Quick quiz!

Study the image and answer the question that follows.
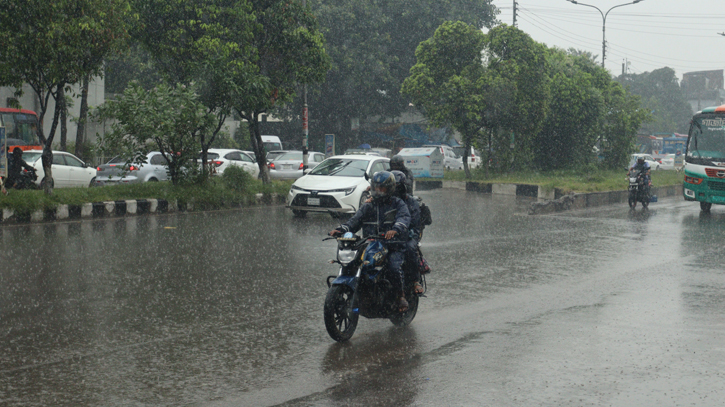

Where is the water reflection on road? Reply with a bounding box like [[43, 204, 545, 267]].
[[1, 193, 724, 406]]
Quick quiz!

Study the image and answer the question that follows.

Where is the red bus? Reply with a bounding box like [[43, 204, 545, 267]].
[[0, 108, 41, 152]]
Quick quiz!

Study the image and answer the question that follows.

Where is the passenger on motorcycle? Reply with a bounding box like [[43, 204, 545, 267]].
[[329, 171, 412, 312], [391, 170, 425, 295], [390, 155, 414, 194], [629, 156, 651, 188], [6, 147, 37, 189]]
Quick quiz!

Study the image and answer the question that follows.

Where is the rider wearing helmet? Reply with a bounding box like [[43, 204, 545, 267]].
[[391, 170, 425, 295], [629, 156, 652, 189], [329, 171, 412, 311], [390, 155, 414, 194]]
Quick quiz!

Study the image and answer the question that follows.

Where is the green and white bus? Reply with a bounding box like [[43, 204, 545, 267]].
[[683, 103, 725, 212]]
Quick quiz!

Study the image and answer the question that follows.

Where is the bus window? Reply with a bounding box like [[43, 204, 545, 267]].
[[1, 110, 40, 148]]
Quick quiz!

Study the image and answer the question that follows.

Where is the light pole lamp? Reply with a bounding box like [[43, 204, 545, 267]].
[[566, 0, 644, 68]]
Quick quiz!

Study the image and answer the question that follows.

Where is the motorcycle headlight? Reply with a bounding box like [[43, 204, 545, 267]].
[[328, 186, 357, 196], [337, 249, 357, 265]]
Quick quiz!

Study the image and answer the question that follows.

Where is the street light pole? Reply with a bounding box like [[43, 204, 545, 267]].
[[302, 0, 309, 171], [566, 0, 644, 68]]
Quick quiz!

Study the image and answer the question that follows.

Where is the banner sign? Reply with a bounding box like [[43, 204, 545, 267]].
[[325, 134, 335, 157]]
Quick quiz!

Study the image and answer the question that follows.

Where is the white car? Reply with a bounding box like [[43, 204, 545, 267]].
[[286, 155, 391, 217], [453, 146, 482, 169], [658, 154, 677, 170], [268, 151, 325, 179], [207, 148, 260, 178], [629, 154, 660, 170], [423, 145, 463, 170], [22, 150, 97, 188]]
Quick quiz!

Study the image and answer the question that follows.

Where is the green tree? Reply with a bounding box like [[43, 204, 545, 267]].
[[0, 0, 128, 193], [278, 0, 497, 147], [601, 82, 650, 169], [129, 0, 258, 179], [616, 67, 692, 134], [232, 0, 330, 183], [534, 48, 605, 170], [98, 82, 216, 184], [402, 23, 548, 178]]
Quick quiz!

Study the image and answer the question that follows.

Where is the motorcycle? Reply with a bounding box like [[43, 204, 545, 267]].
[[627, 169, 650, 209], [4, 168, 38, 190], [323, 232, 421, 342]]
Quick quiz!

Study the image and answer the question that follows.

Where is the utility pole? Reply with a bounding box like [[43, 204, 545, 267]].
[[302, 0, 309, 170], [566, 0, 644, 68], [513, 0, 518, 27]]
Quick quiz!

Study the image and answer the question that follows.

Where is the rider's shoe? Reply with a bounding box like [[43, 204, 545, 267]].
[[398, 295, 409, 312]]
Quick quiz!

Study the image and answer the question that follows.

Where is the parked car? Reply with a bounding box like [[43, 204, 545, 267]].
[[206, 149, 260, 178], [658, 153, 676, 170], [266, 150, 290, 163], [286, 155, 390, 217], [423, 144, 463, 170], [453, 146, 482, 169], [629, 154, 661, 171], [269, 151, 325, 179], [94, 152, 170, 186], [22, 150, 97, 188], [344, 149, 382, 156]]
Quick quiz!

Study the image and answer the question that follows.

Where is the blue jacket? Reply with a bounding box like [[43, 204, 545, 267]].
[[401, 194, 420, 239], [339, 196, 410, 237]]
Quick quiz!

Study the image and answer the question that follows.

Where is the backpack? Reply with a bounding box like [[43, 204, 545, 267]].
[[420, 202, 432, 226]]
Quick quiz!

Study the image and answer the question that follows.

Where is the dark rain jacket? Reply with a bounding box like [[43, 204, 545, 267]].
[[339, 196, 410, 238], [401, 194, 421, 240]]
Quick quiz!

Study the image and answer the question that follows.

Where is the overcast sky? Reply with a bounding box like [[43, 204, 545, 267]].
[[489, 0, 725, 79]]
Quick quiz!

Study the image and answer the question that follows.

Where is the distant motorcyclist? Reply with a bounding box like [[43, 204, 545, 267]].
[[629, 156, 651, 189], [390, 155, 414, 194], [329, 171, 411, 311], [391, 170, 424, 295], [6, 147, 37, 189]]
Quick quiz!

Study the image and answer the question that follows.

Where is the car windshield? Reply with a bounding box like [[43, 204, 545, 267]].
[[22, 151, 42, 163], [276, 152, 303, 161], [308, 158, 368, 177]]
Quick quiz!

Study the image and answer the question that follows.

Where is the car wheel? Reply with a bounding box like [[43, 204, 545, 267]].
[[89, 177, 96, 187], [148, 177, 159, 182], [358, 191, 370, 210], [292, 209, 307, 218]]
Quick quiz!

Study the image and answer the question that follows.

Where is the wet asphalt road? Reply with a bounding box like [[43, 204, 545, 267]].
[[1, 190, 724, 406]]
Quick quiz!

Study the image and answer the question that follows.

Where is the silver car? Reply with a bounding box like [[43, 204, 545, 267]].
[[269, 151, 325, 179], [94, 152, 170, 186]]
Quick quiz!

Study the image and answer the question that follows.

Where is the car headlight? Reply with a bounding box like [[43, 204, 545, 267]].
[[290, 185, 304, 192], [328, 186, 357, 196]]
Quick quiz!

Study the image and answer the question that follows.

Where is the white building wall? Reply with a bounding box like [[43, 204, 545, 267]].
[[0, 76, 106, 146]]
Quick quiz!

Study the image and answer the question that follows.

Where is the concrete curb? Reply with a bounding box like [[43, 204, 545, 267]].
[[0, 193, 287, 224], [415, 180, 683, 215]]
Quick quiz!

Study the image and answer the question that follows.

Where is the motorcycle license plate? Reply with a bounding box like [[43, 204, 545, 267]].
[[307, 197, 320, 206]]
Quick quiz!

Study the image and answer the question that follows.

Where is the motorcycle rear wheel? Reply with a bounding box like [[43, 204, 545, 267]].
[[324, 285, 359, 342], [389, 294, 419, 327]]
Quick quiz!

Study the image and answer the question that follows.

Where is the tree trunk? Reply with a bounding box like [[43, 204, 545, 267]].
[[42, 83, 65, 195], [75, 75, 90, 158], [60, 87, 67, 151], [463, 137, 471, 179], [247, 113, 270, 184]]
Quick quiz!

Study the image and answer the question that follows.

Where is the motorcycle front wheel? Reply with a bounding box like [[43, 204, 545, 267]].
[[324, 285, 359, 342], [389, 295, 419, 327], [628, 191, 637, 209]]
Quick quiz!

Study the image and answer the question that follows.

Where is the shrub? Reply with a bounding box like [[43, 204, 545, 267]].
[[221, 165, 253, 192]]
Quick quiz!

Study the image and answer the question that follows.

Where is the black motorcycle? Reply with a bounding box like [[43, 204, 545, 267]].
[[4, 168, 38, 190], [628, 169, 650, 209], [323, 233, 421, 342]]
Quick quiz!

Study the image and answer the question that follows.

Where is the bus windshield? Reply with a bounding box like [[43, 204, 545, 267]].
[[1, 111, 40, 146], [687, 115, 725, 164]]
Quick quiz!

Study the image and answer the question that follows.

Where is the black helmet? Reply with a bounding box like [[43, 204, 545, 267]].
[[390, 155, 404, 170], [637, 156, 645, 164], [391, 170, 407, 197], [371, 171, 396, 200]]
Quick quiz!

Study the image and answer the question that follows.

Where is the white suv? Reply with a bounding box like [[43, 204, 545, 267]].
[[423, 145, 463, 170]]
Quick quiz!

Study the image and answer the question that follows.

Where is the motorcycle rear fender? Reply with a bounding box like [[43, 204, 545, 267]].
[[331, 275, 358, 290]]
